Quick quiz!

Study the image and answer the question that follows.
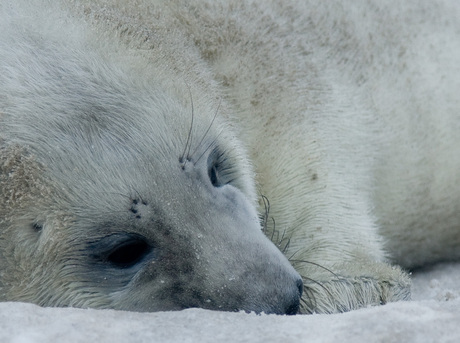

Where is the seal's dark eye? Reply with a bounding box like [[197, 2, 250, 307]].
[[207, 147, 235, 188], [209, 163, 222, 187], [91, 233, 152, 269], [107, 239, 150, 268]]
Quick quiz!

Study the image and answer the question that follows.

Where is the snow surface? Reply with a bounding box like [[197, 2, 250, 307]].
[[1, 263, 459, 343]]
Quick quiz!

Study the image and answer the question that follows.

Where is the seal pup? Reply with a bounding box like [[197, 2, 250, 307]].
[[0, 1, 303, 314], [1, 0, 459, 314]]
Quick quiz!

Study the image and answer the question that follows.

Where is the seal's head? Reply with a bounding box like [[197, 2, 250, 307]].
[[0, 21, 302, 314]]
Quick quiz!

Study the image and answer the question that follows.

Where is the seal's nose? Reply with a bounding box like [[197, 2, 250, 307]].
[[284, 276, 303, 315], [297, 277, 304, 298]]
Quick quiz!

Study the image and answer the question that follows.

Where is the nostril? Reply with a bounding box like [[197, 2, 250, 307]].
[[285, 297, 300, 315]]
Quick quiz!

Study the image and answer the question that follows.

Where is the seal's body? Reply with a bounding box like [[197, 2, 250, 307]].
[[0, 0, 458, 314]]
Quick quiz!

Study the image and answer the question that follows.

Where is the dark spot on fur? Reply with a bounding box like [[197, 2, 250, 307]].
[[311, 173, 318, 181], [32, 223, 43, 232], [131, 198, 148, 212]]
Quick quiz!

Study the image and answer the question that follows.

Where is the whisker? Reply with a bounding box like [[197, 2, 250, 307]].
[[194, 130, 223, 164], [270, 219, 277, 242], [260, 195, 270, 234], [259, 196, 291, 252], [288, 249, 300, 261], [190, 99, 221, 159], [282, 237, 291, 253], [133, 189, 148, 205], [76, 209, 127, 216], [279, 229, 286, 243], [290, 259, 340, 279], [96, 190, 147, 205], [180, 84, 194, 165], [301, 287, 317, 314], [302, 276, 334, 304], [96, 191, 132, 200]]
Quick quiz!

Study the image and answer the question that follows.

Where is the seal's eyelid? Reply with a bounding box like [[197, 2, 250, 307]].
[[90, 233, 152, 269]]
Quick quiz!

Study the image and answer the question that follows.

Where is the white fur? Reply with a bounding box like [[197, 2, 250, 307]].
[[1, 0, 459, 314]]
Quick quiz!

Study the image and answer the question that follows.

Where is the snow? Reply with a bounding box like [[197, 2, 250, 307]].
[[1, 263, 460, 343]]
